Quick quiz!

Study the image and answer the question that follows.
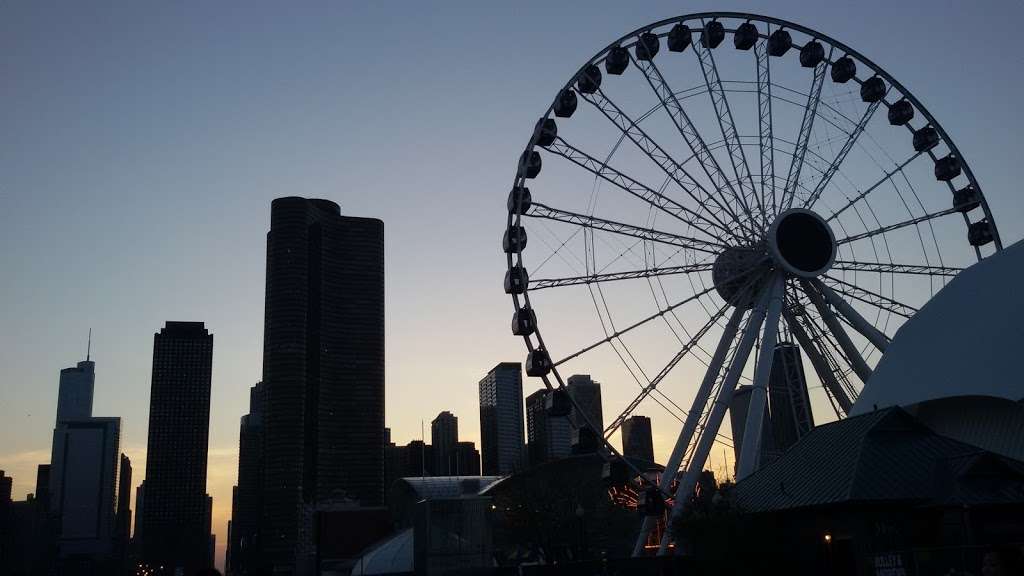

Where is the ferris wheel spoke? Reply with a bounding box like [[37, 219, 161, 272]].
[[577, 89, 754, 242], [553, 283, 718, 367], [835, 206, 964, 246], [604, 302, 730, 439], [633, 302, 745, 555], [826, 151, 926, 222], [803, 99, 883, 209], [783, 308, 854, 414], [755, 38, 776, 219], [802, 279, 873, 383], [736, 273, 785, 479], [526, 202, 722, 255], [630, 53, 760, 229], [830, 260, 963, 276], [808, 311, 863, 404], [810, 279, 890, 352], [530, 262, 713, 291], [781, 49, 832, 212], [545, 137, 735, 244], [693, 34, 761, 228], [821, 275, 917, 319], [661, 280, 774, 553]]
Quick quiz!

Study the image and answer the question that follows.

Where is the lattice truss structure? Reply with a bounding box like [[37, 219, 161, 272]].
[[502, 13, 1003, 555]]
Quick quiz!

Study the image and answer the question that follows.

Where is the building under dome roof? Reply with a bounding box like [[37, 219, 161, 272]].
[[726, 407, 1024, 575], [852, 240, 1024, 415], [388, 476, 502, 527], [903, 395, 1024, 462], [349, 528, 413, 576]]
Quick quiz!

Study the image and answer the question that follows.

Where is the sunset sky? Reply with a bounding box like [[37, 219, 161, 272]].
[[2, 1, 1023, 570]]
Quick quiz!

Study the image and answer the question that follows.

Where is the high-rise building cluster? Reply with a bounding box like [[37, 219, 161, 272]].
[[0, 320, 214, 575], [523, 374, 612, 467], [1, 196, 386, 576], [381, 414, 482, 499], [0, 195, 634, 575]]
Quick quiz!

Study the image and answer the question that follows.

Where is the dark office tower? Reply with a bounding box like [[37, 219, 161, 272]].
[[383, 431, 404, 501], [112, 456, 131, 572], [115, 454, 132, 550], [261, 197, 385, 571], [479, 363, 525, 475], [229, 382, 264, 575], [453, 442, 481, 476], [402, 441, 435, 477], [141, 321, 214, 574], [133, 483, 144, 545], [34, 465, 50, 510], [0, 471, 11, 504], [621, 416, 655, 465], [431, 412, 458, 476], [567, 374, 604, 445], [49, 358, 96, 513], [525, 389, 571, 466], [767, 343, 814, 452], [51, 417, 121, 563], [729, 385, 775, 472], [205, 495, 214, 568], [56, 360, 95, 423]]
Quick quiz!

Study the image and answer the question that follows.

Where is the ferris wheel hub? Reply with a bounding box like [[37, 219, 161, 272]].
[[711, 245, 767, 309], [768, 208, 836, 279]]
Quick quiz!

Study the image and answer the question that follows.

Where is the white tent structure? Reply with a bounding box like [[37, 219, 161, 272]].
[[851, 240, 1024, 461], [853, 240, 1024, 413]]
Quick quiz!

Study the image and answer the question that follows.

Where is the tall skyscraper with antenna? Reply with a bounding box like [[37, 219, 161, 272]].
[[54, 332, 95, 423], [48, 333, 122, 569]]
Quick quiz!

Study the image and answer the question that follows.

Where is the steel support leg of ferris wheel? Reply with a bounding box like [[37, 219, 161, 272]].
[[803, 280, 874, 383], [657, 273, 780, 555], [735, 274, 786, 481], [631, 304, 745, 556], [811, 279, 890, 352]]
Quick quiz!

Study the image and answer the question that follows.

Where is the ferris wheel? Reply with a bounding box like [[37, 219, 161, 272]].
[[504, 12, 1001, 554]]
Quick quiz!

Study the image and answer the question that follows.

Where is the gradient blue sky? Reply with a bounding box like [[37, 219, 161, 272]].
[[2, 1, 1023, 568]]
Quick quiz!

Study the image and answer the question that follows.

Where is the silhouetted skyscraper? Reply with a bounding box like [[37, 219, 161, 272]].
[[115, 454, 132, 566], [1, 471, 11, 504], [729, 384, 774, 473], [140, 321, 214, 574], [402, 441, 435, 477], [621, 415, 655, 465], [34, 465, 50, 510], [453, 442, 481, 476], [431, 411, 458, 476], [47, 354, 123, 568], [56, 360, 94, 423], [479, 363, 524, 475], [567, 374, 603, 447], [260, 197, 385, 571], [229, 382, 264, 576], [384, 429, 404, 501], [525, 389, 571, 466], [51, 417, 121, 562], [49, 358, 96, 512], [132, 483, 145, 549]]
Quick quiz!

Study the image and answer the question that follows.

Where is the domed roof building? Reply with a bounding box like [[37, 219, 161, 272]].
[[851, 240, 1024, 461]]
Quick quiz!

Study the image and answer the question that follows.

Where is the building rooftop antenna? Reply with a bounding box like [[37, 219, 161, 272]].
[[87, 328, 92, 361]]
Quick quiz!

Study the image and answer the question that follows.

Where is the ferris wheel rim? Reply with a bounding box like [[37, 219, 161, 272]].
[[502, 12, 1003, 547]]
